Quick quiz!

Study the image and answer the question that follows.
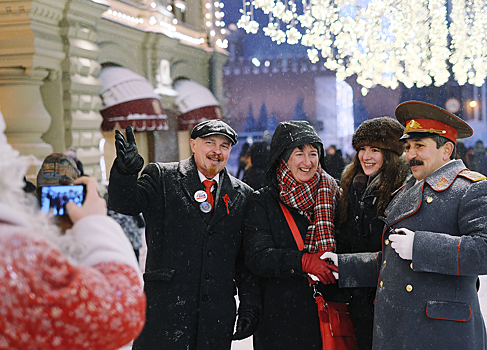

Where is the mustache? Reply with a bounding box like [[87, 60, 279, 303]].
[[207, 154, 223, 162], [409, 159, 424, 167]]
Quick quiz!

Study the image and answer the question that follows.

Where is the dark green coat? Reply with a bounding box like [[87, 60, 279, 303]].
[[108, 157, 257, 350]]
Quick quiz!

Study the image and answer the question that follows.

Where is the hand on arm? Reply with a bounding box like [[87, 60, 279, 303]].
[[321, 251, 339, 279], [302, 252, 338, 285]]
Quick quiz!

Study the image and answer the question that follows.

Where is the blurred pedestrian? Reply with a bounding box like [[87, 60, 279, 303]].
[[0, 110, 145, 349], [108, 208, 144, 261], [335, 117, 409, 350], [468, 140, 487, 174], [323, 144, 345, 181], [242, 141, 270, 190], [236, 142, 251, 179], [455, 141, 468, 165]]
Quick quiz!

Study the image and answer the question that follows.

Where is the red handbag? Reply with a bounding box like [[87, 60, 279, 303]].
[[280, 202, 359, 350]]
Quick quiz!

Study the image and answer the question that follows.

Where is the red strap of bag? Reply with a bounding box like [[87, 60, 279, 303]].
[[279, 202, 305, 251], [279, 200, 358, 350]]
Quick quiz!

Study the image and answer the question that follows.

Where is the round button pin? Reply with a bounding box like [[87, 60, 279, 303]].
[[194, 190, 207, 202], [200, 201, 212, 213]]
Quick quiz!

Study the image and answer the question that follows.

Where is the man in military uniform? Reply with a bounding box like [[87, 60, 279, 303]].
[[108, 120, 260, 350], [326, 101, 487, 349]]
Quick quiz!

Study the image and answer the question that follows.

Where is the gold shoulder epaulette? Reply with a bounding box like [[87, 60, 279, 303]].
[[459, 170, 487, 182]]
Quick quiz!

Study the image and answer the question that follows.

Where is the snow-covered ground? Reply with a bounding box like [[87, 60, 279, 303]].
[[478, 275, 487, 326], [118, 337, 252, 350], [119, 236, 487, 350]]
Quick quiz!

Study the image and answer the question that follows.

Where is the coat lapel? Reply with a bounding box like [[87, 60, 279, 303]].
[[209, 170, 241, 228], [178, 157, 212, 224], [385, 176, 424, 225], [385, 160, 467, 225]]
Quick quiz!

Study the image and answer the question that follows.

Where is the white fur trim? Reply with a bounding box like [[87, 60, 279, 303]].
[[66, 215, 143, 284], [0, 203, 33, 228]]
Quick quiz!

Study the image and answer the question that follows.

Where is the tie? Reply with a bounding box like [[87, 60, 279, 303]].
[[203, 179, 216, 210]]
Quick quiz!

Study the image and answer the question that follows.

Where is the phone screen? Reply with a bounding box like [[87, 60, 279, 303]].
[[39, 184, 86, 216]]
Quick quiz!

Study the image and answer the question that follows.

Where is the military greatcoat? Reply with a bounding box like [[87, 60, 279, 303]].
[[338, 160, 487, 350], [108, 157, 257, 350]]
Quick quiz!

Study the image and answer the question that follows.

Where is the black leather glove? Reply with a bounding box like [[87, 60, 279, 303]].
[[232, 306, 260, 340], [115, 126, 144, 175]]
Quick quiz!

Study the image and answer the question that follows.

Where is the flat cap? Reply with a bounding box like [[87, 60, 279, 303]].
[[190, 119, 238, 145], [37, 153, 80, 187]]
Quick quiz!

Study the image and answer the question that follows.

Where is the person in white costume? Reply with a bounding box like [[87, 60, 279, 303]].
[[0, 109, 146, 350]]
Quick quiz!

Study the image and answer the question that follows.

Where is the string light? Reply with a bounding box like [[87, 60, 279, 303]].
[[239, 0, 487, 95]]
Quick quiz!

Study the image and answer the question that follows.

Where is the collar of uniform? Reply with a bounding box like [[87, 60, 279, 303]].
[[424, 159, 466, 191], [198, 170, 220, 188]]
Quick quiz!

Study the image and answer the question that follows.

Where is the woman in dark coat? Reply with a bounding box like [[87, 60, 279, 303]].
[[243, 121, 341, 349], [335, 117, 409, 350]]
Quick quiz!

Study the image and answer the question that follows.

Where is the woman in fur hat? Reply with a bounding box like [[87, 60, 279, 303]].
[[335, 117, 410, 350], [243, 121, 341, 349]]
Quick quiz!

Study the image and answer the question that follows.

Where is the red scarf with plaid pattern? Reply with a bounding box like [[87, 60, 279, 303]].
[[277, 159, 339, 253]]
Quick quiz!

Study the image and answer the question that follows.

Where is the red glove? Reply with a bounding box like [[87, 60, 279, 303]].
[[302, 252, 339, 285]]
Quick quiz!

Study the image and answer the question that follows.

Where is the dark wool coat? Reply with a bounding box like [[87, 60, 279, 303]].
[[108, 157, 257, 350], [336, 174, 383, 350], [244, 184, 344, 350], [338, 160, 487, 350]]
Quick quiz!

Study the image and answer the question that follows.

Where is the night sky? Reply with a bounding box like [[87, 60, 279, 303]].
[[220, 0, 308, 59]]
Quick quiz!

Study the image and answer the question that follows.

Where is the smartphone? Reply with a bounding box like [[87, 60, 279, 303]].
[[38, 184, 86, 216]]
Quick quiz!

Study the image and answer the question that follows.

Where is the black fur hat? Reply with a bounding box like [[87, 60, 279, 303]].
[[352, 117, 405, 156]]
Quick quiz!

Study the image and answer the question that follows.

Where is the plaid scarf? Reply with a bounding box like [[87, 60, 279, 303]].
[[277, 159, 339, 253]]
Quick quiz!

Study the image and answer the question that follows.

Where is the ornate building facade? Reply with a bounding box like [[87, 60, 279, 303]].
[[0, 0, 229, 182]]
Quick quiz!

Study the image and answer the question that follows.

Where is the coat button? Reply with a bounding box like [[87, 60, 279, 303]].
[[290, 269, 295, 274], [406, 284, 413, 292], [207, 251, 213, 257], [380, 281, 383, 287], [410, 263, 413, 269], [385, 239, 390, 245], [426, 197, 433, 203], [383, 260, 386, 265], [355, 216, 359, 220], [202, 295, 209, 301]]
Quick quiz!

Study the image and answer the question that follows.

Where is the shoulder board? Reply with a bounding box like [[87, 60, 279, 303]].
[[459, 169, 487, 182]]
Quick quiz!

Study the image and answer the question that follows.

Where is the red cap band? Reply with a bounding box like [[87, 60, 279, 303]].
[[404, 118, 458, 143]]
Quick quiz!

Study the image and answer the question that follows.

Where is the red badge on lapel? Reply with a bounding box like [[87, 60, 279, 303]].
[[433, 176, 449, 191], [222, 194, 230, 214]]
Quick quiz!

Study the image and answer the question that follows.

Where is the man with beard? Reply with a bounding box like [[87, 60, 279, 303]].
[[325, 101, 487, 350], [108, 120, 260, 350]]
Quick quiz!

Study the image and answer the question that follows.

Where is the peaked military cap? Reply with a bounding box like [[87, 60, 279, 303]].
[[395, 101, 473, 144]]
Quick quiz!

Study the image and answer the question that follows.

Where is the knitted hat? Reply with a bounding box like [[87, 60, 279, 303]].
[[352, 117, 405, 156], [37, 153, 80, 187]]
